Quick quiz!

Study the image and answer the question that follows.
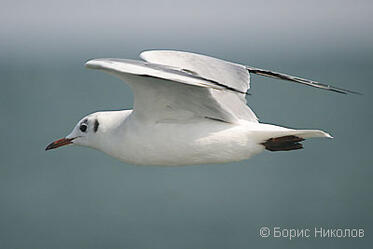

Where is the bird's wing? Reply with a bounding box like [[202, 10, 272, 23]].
[[141, 50, 360, 95], [140, 50, 250, 93], [139, 50, 257, 122], [85, 58, 258, 123]]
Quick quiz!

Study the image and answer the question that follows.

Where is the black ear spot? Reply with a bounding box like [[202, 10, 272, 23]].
[[94, 119, 99, 132]]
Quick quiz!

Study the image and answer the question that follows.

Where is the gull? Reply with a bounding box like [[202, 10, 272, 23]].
[[45, 50, 357, 166]]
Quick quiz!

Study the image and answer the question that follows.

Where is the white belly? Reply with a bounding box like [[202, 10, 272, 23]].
[[102, 117, 265, 166]]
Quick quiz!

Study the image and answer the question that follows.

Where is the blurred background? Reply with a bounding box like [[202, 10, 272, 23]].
[[1, 0, 372, 248]]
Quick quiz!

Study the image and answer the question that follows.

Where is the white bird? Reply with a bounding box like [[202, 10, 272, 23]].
[[45, 50, 357, 166]]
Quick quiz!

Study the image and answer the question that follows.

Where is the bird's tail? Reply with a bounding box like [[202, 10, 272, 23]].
[[254, 129, 332, 151]]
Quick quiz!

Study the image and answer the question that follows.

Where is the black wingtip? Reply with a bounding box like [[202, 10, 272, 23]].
[[246, 66, 362, 95], [317, 82, 362, 95]]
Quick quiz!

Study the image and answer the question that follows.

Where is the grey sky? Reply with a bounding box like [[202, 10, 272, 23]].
[[2, 0, 373, 51]]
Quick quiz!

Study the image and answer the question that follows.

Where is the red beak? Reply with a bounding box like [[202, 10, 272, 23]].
[[45, 137, 75, 151]]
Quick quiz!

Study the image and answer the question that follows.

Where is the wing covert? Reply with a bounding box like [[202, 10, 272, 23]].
[[140, 50, 250, 93], [85, 58, 258, 123]]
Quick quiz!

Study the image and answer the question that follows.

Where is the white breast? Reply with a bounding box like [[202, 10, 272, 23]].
[[99, 114, 264, 166]]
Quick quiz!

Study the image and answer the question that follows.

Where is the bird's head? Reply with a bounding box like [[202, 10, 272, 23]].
[[45, 114, 101, 151]]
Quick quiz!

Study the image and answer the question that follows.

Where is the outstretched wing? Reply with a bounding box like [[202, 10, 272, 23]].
[[85, 58, 258, 123], [140, 50, 250, 93], [139, 50, 258, 122], [141, 50, 360, 95]]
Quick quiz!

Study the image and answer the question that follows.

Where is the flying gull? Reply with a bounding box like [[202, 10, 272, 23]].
[[45, 50, 358, 165]]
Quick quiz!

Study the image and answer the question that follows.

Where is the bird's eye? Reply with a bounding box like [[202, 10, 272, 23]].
[[79, 123, 87, 132]]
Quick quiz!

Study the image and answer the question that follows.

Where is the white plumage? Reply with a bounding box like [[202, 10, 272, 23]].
[[46, 50, 342, 166]]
